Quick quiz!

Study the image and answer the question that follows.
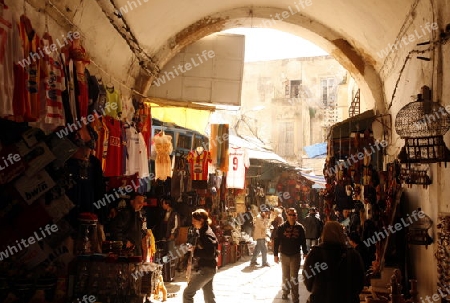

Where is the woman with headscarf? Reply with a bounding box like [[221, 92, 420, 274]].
[[302, 221, 365, 303]]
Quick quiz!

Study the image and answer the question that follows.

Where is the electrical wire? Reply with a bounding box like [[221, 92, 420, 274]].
[[387, 36, 445, 110], [379, 0, 421, 72], [89, 59, 138, 96], [385, 0, 448, 110], [101, 0, 159, 77]]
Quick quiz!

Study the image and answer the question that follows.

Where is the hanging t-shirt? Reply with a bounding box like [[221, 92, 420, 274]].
[[13, 14, 40, 122], [226, 147, 250, 189], [105, 88, 121, 119], [103, 116, 123, 177], [137, 102, 151, 157], [125, 125, 149, 178], [0, 5, 21, 117], [186, 149, 212, 181], [92, 115, 109, 171], [138, 132, 150, 178], [18, 14, 40, 122], [41, 36, 66, 129]]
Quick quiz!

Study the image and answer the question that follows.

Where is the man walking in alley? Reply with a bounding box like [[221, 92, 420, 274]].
[[303, 207, 323, 251], [274, 208, 308, 303], [250, 206, 270, 267]]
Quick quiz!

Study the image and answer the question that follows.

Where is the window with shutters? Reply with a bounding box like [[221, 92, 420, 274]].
[[278, 122, 295, 156]]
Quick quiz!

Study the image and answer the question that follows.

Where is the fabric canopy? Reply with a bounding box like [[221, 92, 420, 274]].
[[303, 142, 327, 158], [148, 102, 212, 135], [229, 135, 288, 163], [246, 149, 288, 163], [299, 172, 327, 187]]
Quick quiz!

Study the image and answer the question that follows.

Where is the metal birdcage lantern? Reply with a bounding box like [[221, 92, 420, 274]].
[[395, 86, 450, 164], [407, 208, 433, 248]]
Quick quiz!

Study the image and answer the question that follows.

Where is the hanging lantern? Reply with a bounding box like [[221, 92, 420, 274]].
[[406, 208, 433, 248], [395, 86, 450, 164]]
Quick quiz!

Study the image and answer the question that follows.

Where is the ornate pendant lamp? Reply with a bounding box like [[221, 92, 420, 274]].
[[395, 86, 450, 164]]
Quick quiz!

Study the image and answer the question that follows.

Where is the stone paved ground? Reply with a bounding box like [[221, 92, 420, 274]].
[[162, 252, 310, 303]]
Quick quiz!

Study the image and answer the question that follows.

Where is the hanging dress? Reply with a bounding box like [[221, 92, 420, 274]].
[[154, 134, 173, 181]]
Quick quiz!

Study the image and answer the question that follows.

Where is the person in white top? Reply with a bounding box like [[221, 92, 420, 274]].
[[250, 205, 271, 267]]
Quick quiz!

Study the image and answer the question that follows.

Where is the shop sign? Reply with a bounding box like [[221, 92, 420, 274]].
[[0, 145, 26, 184], [15, 170, 56, 204]]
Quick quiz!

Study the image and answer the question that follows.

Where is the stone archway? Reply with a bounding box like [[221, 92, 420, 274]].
[[140, 6, 385, 113]]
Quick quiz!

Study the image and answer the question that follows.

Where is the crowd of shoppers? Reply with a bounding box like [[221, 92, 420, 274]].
[[179, 201, 373, 303]]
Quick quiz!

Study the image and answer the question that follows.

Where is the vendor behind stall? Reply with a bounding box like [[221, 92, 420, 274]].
[[109, 192, 147, 256], [160, 197, 180, 254]]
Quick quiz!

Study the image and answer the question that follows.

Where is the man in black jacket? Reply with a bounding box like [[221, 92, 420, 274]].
[[109, 192, 146, 257], [273, 208, 308, 303], [160, 197, 180, 258], [303, 207, 323, 251]]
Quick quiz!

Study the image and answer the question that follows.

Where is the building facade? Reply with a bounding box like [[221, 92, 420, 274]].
[[239, 56, 366, 168]]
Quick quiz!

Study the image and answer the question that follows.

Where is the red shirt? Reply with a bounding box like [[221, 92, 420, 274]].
[[187, 149, 212, 181], [103, 116, 123, 177]]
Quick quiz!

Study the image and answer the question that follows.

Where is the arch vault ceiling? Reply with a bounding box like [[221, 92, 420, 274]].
[[24, 0, 436, 112]]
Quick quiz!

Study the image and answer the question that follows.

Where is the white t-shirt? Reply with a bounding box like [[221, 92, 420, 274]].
[[226, 147, 250, 189], [125, 126, 149, 178]]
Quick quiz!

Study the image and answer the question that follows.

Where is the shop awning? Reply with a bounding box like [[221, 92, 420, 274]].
[[247, 149, 288, 163], [229, 134, 288, 163], [299, 172, 327, 187], [312, 183, 325, 189], [303, 142, 327, 158], [330, 109, 376, 139], [148, 100, 213, 135]]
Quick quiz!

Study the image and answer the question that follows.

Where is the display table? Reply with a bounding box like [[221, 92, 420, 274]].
[[71, 255, 161, 302]]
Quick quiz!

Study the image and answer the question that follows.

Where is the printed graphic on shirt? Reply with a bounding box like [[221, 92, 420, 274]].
[[283, 226, 301, 239]]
